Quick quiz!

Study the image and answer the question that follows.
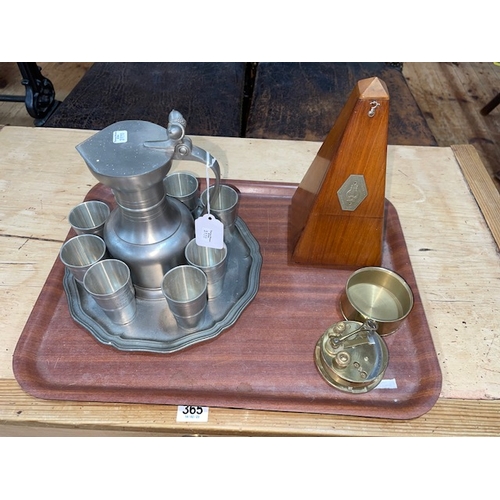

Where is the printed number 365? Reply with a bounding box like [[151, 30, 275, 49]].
[[183, 406, 203, 415]]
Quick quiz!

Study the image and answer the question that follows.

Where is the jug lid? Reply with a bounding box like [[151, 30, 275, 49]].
[[76, 120, 173, 179]]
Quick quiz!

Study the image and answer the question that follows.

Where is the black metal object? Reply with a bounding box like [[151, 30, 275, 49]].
[[0, 63, 61, 125], [479, 92, 500, 181], [480, 92, 500, 116]]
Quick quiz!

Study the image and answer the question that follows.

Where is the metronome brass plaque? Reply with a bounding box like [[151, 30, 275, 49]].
[[337, 174, 368, 211]]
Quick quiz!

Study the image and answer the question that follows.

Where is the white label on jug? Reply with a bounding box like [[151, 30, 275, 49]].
[[176, 405, 209, 422], [113, 130, 128, 144], [195, 214, 224, 249]]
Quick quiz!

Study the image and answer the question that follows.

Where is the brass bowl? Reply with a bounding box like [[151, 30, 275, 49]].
[[340, 267, 414, 336]]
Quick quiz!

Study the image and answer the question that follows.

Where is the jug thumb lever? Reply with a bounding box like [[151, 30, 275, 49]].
[[143, 110, 221, 205]]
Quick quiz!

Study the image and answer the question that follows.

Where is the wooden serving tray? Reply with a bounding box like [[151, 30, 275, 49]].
[[13, 180, 442, 419]]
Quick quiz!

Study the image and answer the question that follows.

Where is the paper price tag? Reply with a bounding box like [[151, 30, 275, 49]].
[[195, 214, 224, 249], [176, 405, 209, 422]]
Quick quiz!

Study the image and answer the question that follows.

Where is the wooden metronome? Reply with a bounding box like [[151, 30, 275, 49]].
[[289, 76, 389, 267]]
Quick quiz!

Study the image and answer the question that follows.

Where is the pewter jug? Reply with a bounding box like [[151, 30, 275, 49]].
[[76, 111, 220, 299]]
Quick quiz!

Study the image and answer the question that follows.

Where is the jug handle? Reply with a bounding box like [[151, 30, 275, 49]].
[[182, 144, 221, 207], [143, 110, 221, 204], [144, 136, 220, 207]]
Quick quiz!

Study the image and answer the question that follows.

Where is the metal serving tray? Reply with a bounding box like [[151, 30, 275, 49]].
[[63, 216, 262, 353]]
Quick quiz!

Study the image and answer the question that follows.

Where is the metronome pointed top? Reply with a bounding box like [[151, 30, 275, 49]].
[[357, 77, 389, 100]]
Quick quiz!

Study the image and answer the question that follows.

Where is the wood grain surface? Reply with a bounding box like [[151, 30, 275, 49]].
[[13, 180, 441, 419], [1, 379, 498, 436], [403, 62, 500, 192], [245, 62, 437, 146], [290, 77, 389, 267], [451, 144, 500, 250], [2, 126, 500, 435]]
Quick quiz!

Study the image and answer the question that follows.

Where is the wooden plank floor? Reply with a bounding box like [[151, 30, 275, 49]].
[[1, 62, 499, 192], [403, 62, 500, 192]]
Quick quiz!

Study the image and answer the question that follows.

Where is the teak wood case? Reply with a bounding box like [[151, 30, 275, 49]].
[[289, 77, 389, 267]]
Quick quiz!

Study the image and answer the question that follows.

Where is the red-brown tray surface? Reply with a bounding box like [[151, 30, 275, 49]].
[[13, 180, 442, 419]]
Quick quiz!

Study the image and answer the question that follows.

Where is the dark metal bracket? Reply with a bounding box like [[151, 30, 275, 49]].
[[0, 63, 61, 126], [480, 92, 500, 116]]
